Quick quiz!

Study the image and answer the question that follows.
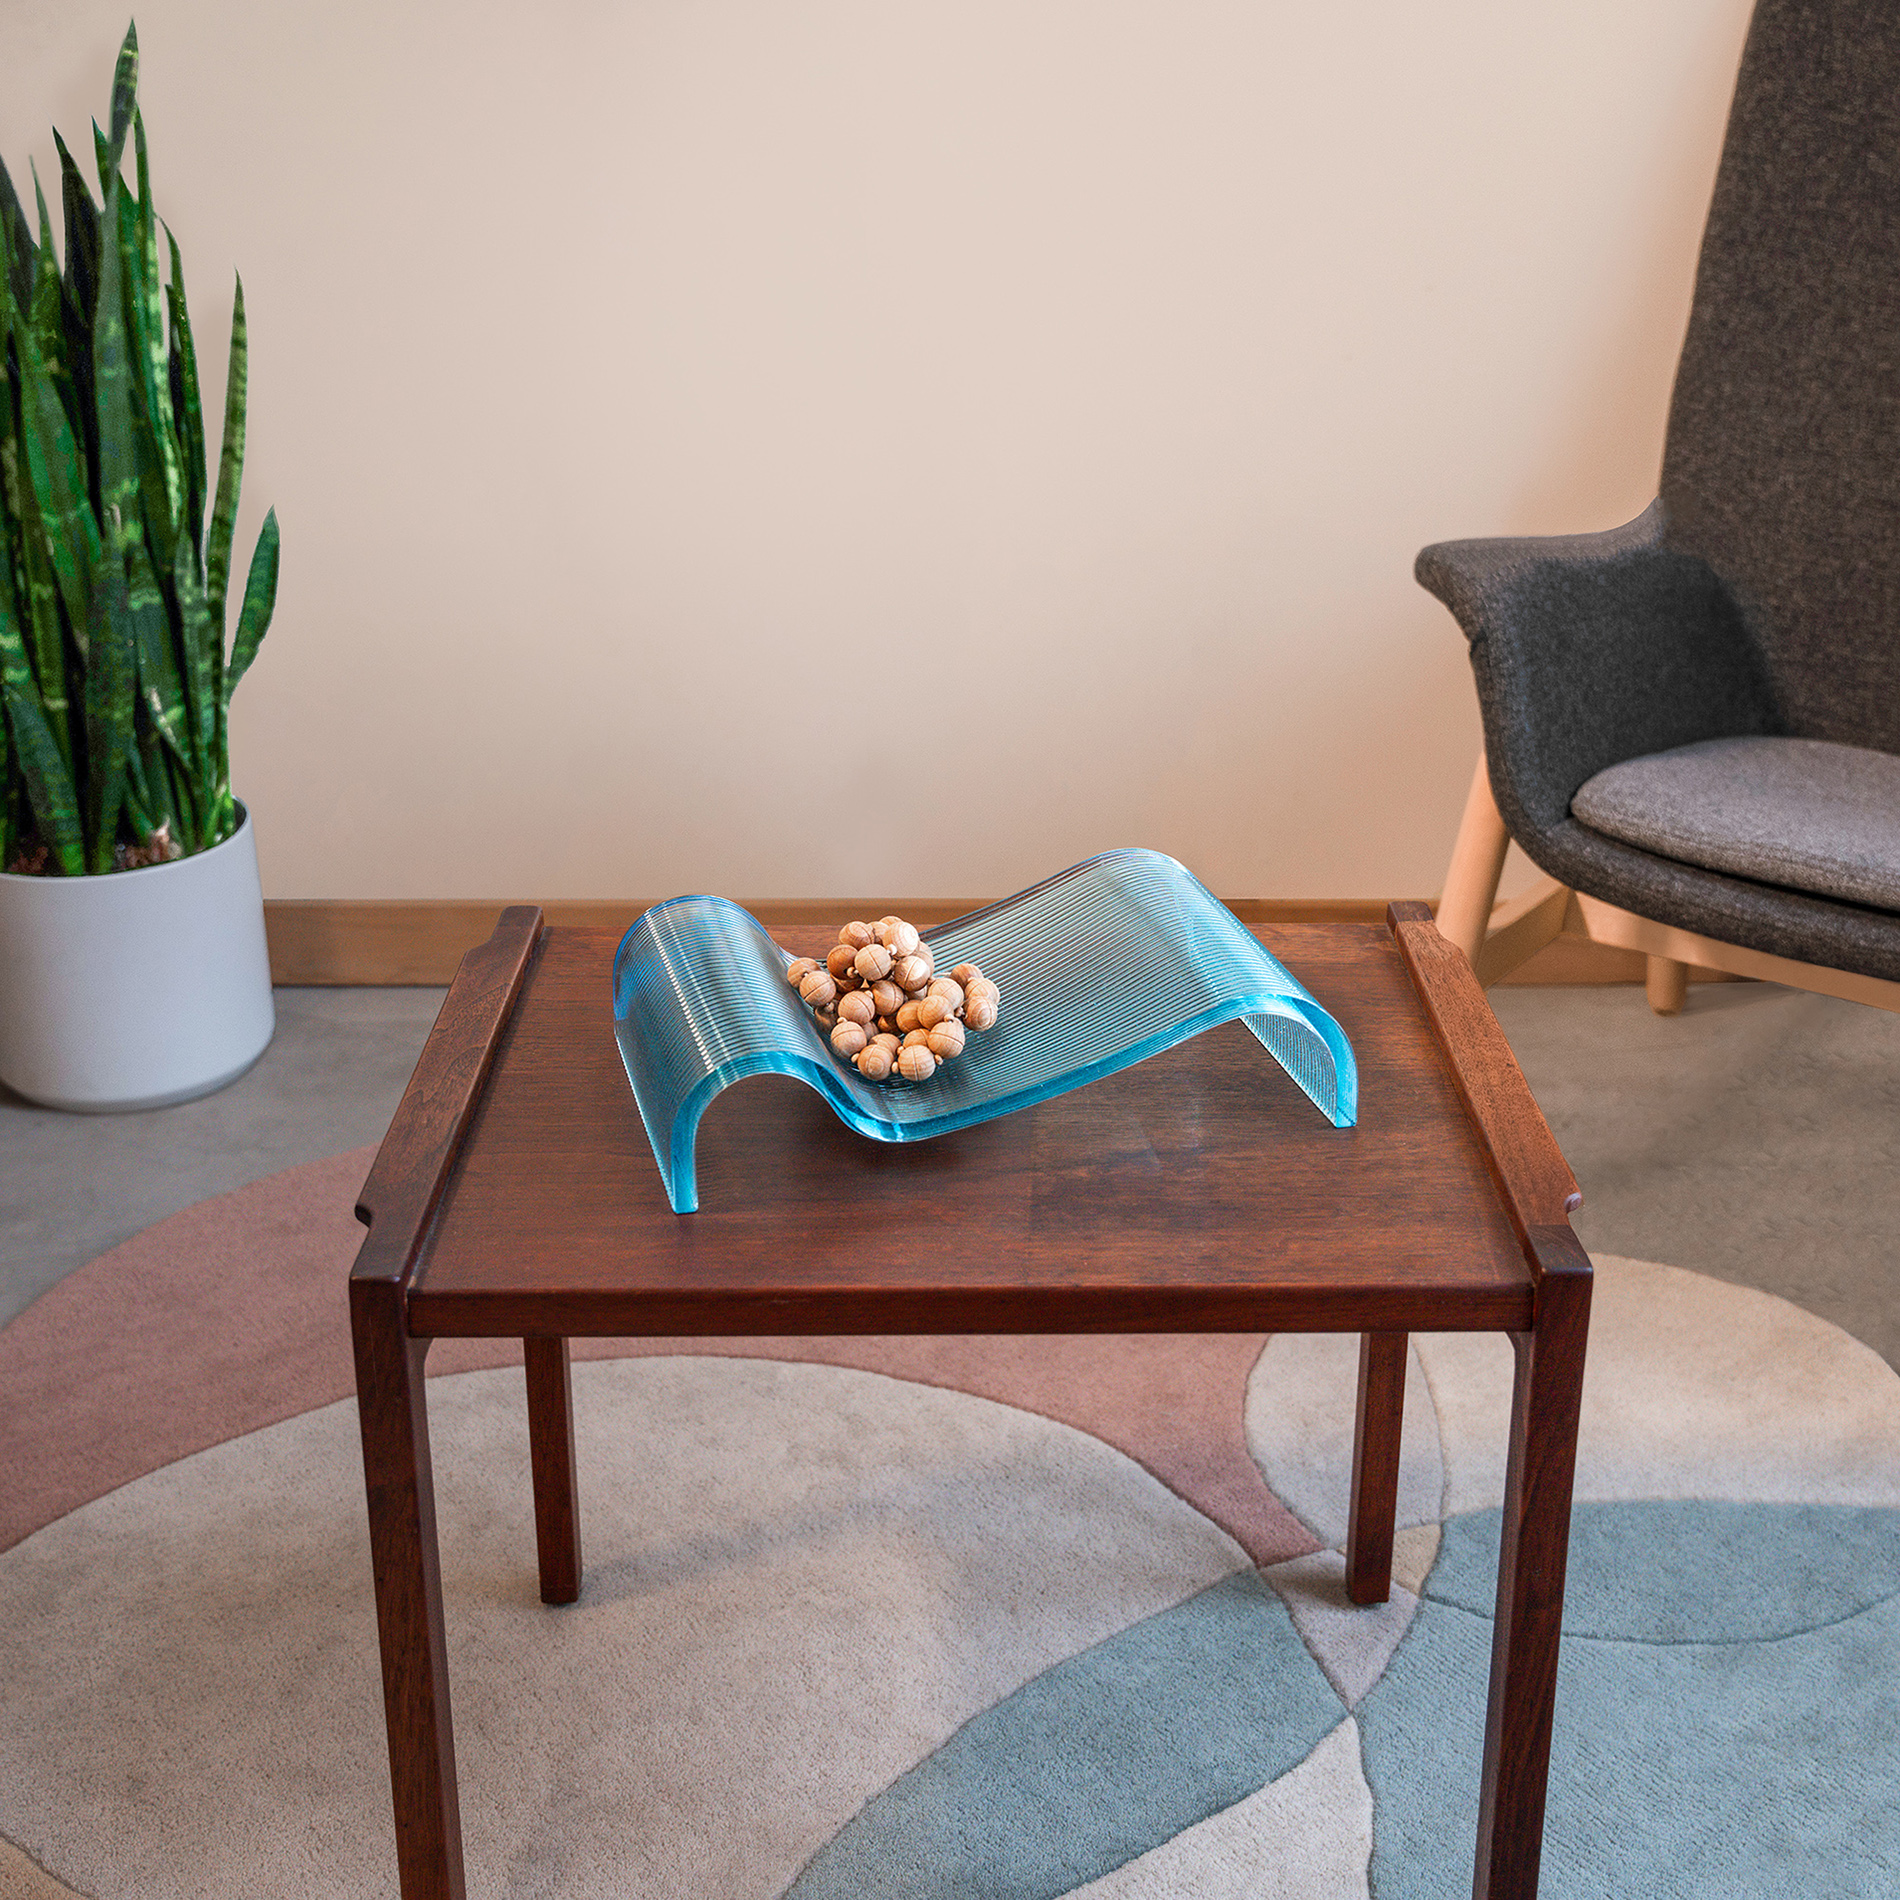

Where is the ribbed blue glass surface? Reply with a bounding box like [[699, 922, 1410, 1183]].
[[612, 849, 1357, 1213]]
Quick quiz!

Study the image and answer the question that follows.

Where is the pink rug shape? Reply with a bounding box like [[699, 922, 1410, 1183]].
[[1, 1148, 1317, 1566]]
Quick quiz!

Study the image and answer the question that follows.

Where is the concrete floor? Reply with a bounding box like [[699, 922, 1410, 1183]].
[[1489, 979, 1900, 1370], [4, 980, 1896, 1367], [0, 988, 447, 1327]]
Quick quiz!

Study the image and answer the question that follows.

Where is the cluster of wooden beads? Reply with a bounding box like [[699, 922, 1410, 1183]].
[[785, 917, 1001, 1082]]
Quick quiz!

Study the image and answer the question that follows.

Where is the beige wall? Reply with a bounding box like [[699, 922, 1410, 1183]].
[[5, 0, 1754, 901]]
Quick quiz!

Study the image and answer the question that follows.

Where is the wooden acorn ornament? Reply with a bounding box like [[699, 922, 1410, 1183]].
[[785, 916, 999, 1085]]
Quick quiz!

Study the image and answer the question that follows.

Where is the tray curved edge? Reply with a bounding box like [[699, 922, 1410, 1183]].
[[612, 851, 1358, 1214]]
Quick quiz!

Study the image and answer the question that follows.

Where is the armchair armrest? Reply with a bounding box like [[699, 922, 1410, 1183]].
[[1416, 501, 1776, 838]]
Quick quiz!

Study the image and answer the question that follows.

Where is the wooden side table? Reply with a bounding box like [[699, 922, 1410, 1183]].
[[351, 903, 1589, 1900]]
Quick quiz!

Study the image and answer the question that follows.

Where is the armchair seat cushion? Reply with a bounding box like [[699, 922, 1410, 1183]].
[[1572, 737, 1900, 915]]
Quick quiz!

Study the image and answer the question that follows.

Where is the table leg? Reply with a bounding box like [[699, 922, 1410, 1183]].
[[352, 1282, 466, 1900], [1346, 1331, 1407, 1604], [1473, 1243, 1591, 1900], [525, 1336, 583, 1605]]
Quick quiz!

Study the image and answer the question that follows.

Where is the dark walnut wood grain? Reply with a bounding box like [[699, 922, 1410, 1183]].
[[525, 1337, 582, 1606], [354, 906, 544, 1289], [351, 1310, 466, 1900], [1388, 901, 1582, 1256], [352, 908, 543, 1900], [407, 922, 1537, 1339], [1346, 1331, 1409, 1605], [1476, 1225, 1593, 1900]]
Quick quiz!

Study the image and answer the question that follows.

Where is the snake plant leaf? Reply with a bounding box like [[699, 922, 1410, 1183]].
[[107, 172, 176, 577], [82, 537, 136, 872], [27, 166, 66, 381], [0, 437, 71, 860], [1, 707, 23, 868], [52, 133, 102, 512], [0, 155, 35, 322], [122, 716, 165, 842], [0, 187, 20, 341], [0, 198, 20, 462], [205, 275, 246, 635], [28, 163, 89, 472], [0, 494, 27, 649], [171, 506, 215, 776], [166, 309, 188, 524], [129, 527, 190, 772], [90, 21, 138, 202], [10, 472, 75, 771], [0, 373, 24, 623], [3, 745, 24, 870], [12, 196, 100, 644], [164, 224, 207, 556], [0, 650, 10, 867], [54, 130, 100, 332], [224, 507, 277, 704], [131, 112, 182, 542], [92, 171, 140, 562], [108, 23, 140, 158], [0, 583, 84, 875], [2, 683, 85, 875], [0, 258, 75, 771], [129, 532, 200, 847], [128, 677, 191, 846], [14, 337, 100, 646]]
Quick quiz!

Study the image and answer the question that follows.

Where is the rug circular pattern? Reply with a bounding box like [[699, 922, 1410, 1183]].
[[3, 1159, 1898, 1896], [1249, 1257, 1900, 1897], [0, 1355, 1361, 1899]]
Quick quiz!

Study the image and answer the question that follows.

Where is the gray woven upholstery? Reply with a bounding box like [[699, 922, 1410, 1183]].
[[1573, 738, 1900, 914], [1661, 1, 1900, 750], [1416, 0, 1900, 983]]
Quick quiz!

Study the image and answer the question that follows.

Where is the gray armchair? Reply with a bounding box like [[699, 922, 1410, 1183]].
[[1418, 0, 1900, 1012]]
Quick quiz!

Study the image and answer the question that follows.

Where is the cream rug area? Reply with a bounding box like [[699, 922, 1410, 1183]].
[[3, 1152, 1898, 1898], [0, 1357, 1354, 1899]]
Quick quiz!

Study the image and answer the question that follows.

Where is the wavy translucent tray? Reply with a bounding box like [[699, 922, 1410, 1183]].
[[612, 848, 1358, 1213]]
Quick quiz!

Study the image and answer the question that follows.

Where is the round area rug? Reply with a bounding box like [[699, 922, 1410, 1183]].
[[2, 1159, 1897, 1898]]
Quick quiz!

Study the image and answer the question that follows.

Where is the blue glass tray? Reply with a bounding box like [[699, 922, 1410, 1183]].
[[612, 848, 1357, 1213]]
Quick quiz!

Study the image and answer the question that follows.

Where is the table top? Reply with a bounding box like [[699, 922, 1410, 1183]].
[[353, 907, 1581, 1339]]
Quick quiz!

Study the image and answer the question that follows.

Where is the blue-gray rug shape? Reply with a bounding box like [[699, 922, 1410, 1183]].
[[786, 1569, 1343, 1899], [1357, 1500, 1900, 1898]]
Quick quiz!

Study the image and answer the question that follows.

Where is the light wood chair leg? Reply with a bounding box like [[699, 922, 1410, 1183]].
[[1645, 955, 1688, 1016], [1439, 754, 1510, 967]]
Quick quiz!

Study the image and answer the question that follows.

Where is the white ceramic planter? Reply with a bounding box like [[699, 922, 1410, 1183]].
[[0, 808, 275, 1111]]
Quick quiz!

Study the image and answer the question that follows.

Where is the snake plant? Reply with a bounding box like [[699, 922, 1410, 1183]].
[[1, 20, 279, 877]]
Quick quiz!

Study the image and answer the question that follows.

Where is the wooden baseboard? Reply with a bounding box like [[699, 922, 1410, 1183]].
[[267, 901, 643, 986], [262, 896, 1713, 987]]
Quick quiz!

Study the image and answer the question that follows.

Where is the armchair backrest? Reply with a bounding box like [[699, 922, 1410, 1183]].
[[1660, 0, 1900, 754]]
